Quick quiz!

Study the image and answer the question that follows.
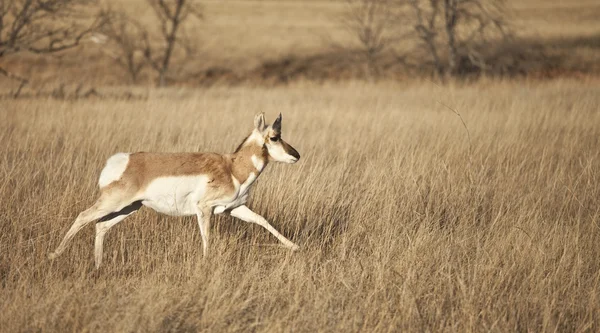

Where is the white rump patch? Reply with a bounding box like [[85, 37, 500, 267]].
[[98, 153, 130, 188], [251, 155, 264, 171]]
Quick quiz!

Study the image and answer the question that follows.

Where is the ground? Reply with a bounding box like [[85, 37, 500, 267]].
[[1, 79, 599, 332]]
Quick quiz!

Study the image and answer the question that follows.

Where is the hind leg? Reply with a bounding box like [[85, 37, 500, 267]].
[[48, 189, 134, 261], [94, 201, 142, 269], [49, 200, 113, 260]]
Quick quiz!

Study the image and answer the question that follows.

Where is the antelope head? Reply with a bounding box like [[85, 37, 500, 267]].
[[254, 113, 300, 164]]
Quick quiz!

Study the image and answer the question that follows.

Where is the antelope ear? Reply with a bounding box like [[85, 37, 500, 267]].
[[272, 113, 282, 133], [254, 112, 266, 131]]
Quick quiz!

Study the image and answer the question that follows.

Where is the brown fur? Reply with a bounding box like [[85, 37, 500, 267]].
[[229, 138, 269, 183], [104, 139, 269, 201]]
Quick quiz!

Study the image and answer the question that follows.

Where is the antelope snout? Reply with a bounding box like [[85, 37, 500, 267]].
[[285, 143, 300, 163]]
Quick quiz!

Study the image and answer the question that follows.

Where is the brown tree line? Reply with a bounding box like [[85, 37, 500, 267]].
[[343, 0, 511, 79], [0, 0, 511, 90]]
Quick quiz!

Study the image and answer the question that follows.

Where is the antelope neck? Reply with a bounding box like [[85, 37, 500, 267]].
[[230, 140, 268, 184]]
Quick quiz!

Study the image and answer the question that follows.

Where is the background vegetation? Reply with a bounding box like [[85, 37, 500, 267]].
[[1, 0, 599, 332], [1, 0, 600, 90]]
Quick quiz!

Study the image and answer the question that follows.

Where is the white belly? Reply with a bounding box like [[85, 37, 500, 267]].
[[141, 176, 208, 216]]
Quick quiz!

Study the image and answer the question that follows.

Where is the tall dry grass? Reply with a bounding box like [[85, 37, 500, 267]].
[[1, 79, 600, 332]]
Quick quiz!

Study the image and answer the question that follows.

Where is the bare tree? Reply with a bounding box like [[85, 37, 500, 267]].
[[0, 0, 102, 94], [340, 0, 510, 79], [410, 0, 444, 77], [98, 10, 146, 83], [342, 0, 400, 78], [100, 0, 201, 87], [409, 0, 510, 77], [143, 0, 202, 87]]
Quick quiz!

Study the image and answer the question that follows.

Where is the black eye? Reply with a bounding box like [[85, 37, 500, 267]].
[[270, 137, 279, 142]]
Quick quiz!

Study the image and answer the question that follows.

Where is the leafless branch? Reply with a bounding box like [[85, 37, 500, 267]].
[[99, 0, 201, 87], [409, 0, 511, 77], [0, 0, 103, 57], [0, 66, 28, 97], [341, 0, 407, 79], [0, 0, 102, 90], [97, 9, 146, 83]]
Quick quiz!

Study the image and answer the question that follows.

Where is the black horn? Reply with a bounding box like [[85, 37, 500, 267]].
[[272, 113, 282, 132]]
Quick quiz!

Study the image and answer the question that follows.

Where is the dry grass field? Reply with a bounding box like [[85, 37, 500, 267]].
[[1, 78, 600, 332], [1, 0, 600, 332]]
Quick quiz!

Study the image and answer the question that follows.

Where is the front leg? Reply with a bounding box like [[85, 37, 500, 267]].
[[229, 205, 299, 251], [195, 204, 213, 257]]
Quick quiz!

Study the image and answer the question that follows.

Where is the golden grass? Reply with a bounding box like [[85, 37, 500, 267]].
[[1, 79, 599, 332]]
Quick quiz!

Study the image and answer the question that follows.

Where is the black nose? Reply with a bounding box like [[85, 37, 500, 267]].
[[290, 147, 300, 160], [284, 141, 300, 160]]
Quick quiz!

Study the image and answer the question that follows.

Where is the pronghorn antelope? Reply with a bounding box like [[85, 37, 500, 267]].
[[48, 113, 300, 269]]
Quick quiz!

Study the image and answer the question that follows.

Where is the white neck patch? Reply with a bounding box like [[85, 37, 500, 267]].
[[251, 154, 265, 171]]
